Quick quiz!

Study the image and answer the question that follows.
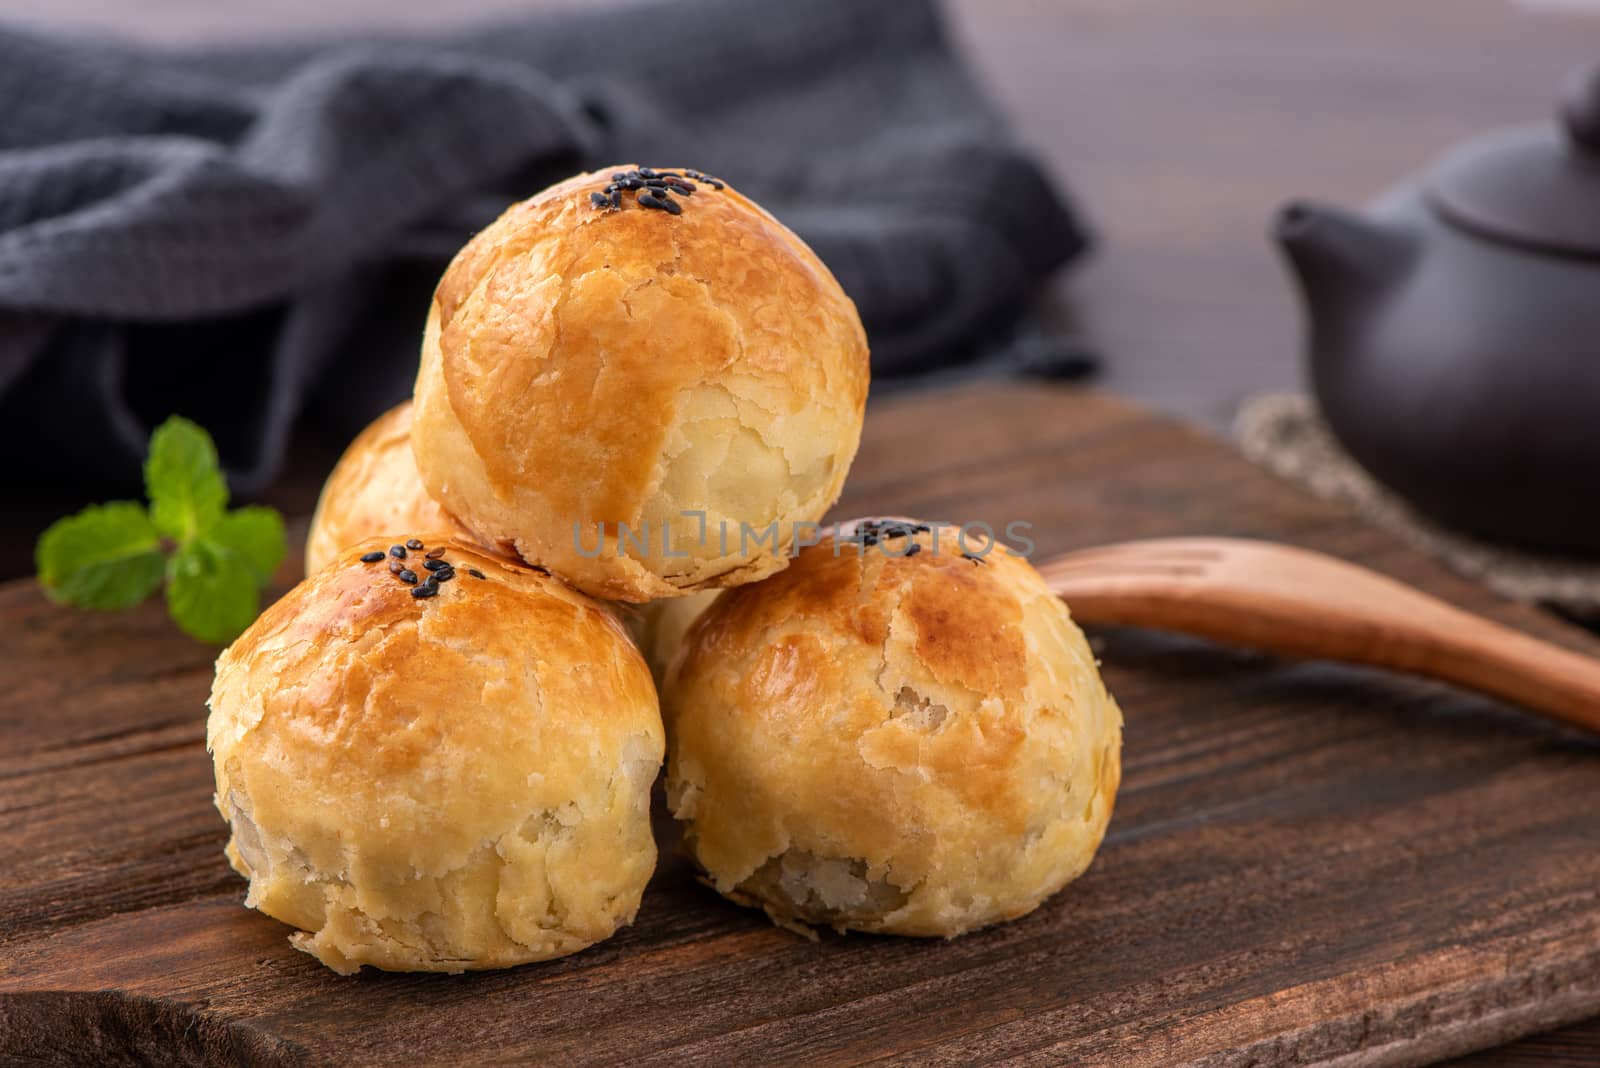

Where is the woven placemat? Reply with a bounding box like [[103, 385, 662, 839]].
[[1235, 393, 1600, 622]]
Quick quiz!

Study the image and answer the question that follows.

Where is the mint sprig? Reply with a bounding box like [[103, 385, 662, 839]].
[[146, 417, 228, 543], [35, 417, 287, 645], [35, 502, 166, 610]]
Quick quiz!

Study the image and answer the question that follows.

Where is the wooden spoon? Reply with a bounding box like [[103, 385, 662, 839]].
[[1036, 537, 1600, 735]]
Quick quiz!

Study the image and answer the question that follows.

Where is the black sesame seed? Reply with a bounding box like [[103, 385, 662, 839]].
[[389, 545, 406, 559], [434, 568, 456, 582], [423, 558, 449, 572], [856, 519, 930, 544], [411, 585, 437, 599], [360, 551, 385, 563], [397, 569, 418, 585], [905, 542, 922, 557], [406, 538, 424, 550], [425, 547, 446, 559], [467, 569, 487, 580], [388, 558, 405, 574], [597, 168, 719, 216]]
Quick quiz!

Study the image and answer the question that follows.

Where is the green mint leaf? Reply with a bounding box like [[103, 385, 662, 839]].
[[145, 416, 228, 543], [202, 507, 287, 585], [34, 414, 285, 648], [165, 541, 260, 645], [35, 502, 165, 611]]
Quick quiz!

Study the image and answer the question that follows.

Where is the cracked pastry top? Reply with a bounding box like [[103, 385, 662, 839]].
[[207, 535, 663, 974], [410, 164, 872, 603], [662, 521, 1123, 938], [304, 401, 465, 576]]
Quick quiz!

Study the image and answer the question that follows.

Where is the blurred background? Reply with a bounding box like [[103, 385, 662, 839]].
[[3, 0, 1598, 555], [7, 0, 1594, 426]]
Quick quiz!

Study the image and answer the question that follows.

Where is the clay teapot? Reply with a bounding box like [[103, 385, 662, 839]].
[[1276, 63, 1600, 557]]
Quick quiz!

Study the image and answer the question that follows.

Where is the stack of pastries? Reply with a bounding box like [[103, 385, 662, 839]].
[[207, 167, 1123, 974]]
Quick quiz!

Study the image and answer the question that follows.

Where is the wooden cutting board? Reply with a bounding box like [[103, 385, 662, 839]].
[[4, 383, 1599, 1066]]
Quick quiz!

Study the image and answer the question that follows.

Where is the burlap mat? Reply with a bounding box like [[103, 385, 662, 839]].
[[1235, 393, 1600, 622]]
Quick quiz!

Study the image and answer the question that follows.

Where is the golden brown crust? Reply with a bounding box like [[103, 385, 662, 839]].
[[304, 403, 464, 576], [411, 166, 870, 602], [208, 536, 663, 974], [663, 522, 1122, 938]]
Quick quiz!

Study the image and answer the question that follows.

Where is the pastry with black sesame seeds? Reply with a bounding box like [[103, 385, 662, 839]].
[[207, 535, 662, 974], [411, 165, 870, 603], [663, 520, 1122, 939]]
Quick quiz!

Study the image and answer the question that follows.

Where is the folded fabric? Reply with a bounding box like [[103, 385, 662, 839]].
[[0, 0, 1091, 496]]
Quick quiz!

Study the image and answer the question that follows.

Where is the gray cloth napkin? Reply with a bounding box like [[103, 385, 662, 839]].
[[0, 0, 1091, 497]]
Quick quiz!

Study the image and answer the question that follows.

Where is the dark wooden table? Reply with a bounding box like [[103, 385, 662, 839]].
[[6, 384, 1600, 1066], [958, 12, 1600, 1058], [4, 1, 1599, 1062]]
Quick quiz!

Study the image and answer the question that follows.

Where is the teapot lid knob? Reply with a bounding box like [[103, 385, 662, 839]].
[[1560, 62, 1600, 152]]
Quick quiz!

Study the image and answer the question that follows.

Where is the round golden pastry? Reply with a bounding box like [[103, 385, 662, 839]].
[[304, 402, 464, 576], [663, 520, 1122, 938], [411, 165, 871, 603], [207, 535, 663, 974]]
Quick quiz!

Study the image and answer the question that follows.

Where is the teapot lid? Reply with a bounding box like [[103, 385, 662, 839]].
[[1426, 64, 1600, 258]]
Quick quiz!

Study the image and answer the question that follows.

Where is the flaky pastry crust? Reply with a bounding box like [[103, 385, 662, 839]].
[[208, 536, 663, 974], [411, 166, 870, 602], [663, 522, 1122, 937]]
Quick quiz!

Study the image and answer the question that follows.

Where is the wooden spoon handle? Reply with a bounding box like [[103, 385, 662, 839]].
[[1412, 613, 1600, 733], [1060, 583, 1600, 736]]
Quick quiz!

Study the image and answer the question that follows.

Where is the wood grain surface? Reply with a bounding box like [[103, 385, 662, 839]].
[[4, 383, 1599, 1066]]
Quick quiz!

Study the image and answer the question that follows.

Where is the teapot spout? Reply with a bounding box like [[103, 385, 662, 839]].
[[1275, 200, 1417, 324]]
